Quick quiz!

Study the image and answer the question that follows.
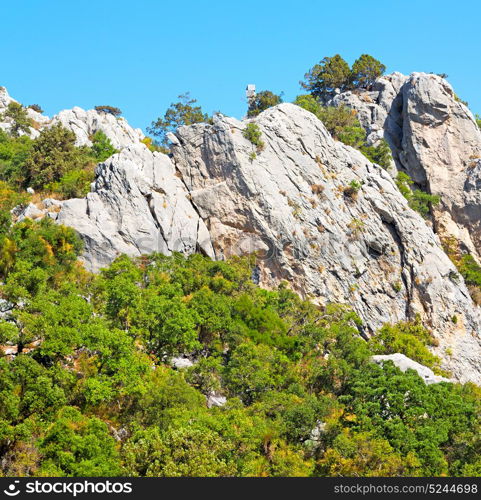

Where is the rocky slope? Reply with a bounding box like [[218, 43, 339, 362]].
[[4, 81, 481, 383]]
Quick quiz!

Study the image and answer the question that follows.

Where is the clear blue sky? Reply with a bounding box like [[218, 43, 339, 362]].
[[2, 0, 480, 132]]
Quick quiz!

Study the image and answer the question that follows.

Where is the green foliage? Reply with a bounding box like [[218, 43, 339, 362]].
[[48, 169, 94, 199], [90, 130, 118, 162], [457, 255, 481, 288], [39, 407, 121, 476], [94, 105, 122, 117], [301, 54, 351, 97], [294, 95, 392, 167], [475, 114, 481, 129], [1, 102, 32, 137], [350, 54, 386, 89], [23, 124, 93, 190], [0, 210, 479, 477], [301, 54, 386, 98], [395, 171, 441, 217], [148, 93, 208, 146], [360, 139, 392, 169], [243, 123, 265, 150], [247, 90, 283, 117], [368, 320, 441, 371]]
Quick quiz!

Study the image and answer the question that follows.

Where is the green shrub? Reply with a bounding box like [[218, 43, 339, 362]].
[[23, 124, 94, 190], [395, 171, 440, 217], [48, 168, 94, 198], [247, 90, 283, 117], [360, 139, 392, 169], [243, 123, 265, 150], [369, 320, 441, 371], [90, 130, 118, 162]]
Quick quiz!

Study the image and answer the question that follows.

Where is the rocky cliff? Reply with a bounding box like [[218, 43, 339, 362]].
[[4, 78, 481, 383], [328, 73, 481, 261]]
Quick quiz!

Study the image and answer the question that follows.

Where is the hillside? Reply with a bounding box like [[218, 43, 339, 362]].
[[1, 67, 481, 477]]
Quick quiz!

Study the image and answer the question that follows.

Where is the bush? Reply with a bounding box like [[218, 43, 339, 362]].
[[28, 104, 44, 114], [90, 130, 118, 162], [247, 90, 283, 117], [395, 171, 440, 217], [360, 139, 392, 169], [23, 124, 94, 190], [369, 320, 441, 371], [47, 168, 94, 198], [94, 105, 122, 117], [243, 123, 265, 150]]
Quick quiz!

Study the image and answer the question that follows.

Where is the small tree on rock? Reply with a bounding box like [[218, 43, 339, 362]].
[[1, 102, 32, 137], [350, 54, 386, 89], [247, 90, 283, 117], [148, 93, 208, 147], [94, 105, 122, 117], [301, 55, 351, 98]]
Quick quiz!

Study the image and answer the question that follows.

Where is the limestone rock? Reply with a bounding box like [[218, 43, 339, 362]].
[[52, 106, 144, 149], [56, 143, 215, 271], [371, 353, 453, 384]]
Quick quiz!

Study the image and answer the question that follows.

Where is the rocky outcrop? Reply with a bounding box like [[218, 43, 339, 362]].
[[329, 73, 481, 261], [52, 107, 144, 149], [56, 143, 214, 271], [169, 103, 481, 383], [1, 87, 144, 149], [371, 354, 452, 384]]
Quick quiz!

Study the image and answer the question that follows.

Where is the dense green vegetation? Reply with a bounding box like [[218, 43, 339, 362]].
[[301, 54, 386, 98], [0, 123, 117, 198], [0, 184, 479, 477], [294, 95, 391, 168]]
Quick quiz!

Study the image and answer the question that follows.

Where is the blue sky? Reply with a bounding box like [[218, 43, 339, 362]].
[[2, 0, 480, 132]]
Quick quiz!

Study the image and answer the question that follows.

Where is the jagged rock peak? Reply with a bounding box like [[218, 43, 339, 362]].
[[0, 86, 144, 150]]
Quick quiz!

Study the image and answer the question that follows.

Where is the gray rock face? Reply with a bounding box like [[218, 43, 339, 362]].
[[397, 73, 481, 258], [329, 73, 481, 261], [371, 354, 452, 384], [171, 103, 481, 383], [53, 106, 144, 149], [56, 143, 214, 271]]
